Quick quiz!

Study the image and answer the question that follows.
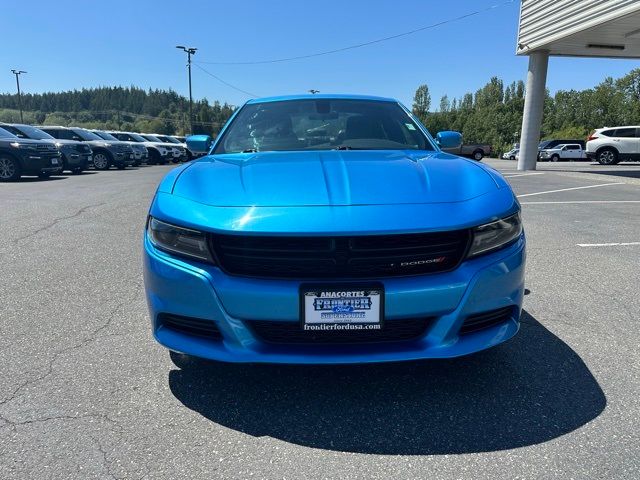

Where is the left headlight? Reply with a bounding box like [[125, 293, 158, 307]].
[[467, 212, 522, 258], [147, 217, 214, 263], [10, 142, 34, 150]]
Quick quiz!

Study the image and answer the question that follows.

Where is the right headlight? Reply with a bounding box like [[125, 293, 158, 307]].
[[147, 217, 213, 263], [467, 212, 522, 258]]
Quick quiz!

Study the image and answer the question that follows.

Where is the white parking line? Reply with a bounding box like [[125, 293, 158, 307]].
[[577, 242, 640, 247], [521, 200, 640, 205], [503, 172, 545, 178], [517, 182, 625, 198]]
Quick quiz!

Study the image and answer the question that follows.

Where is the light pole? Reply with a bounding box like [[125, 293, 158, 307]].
[[11, 69, 27, 123], [176, 46, 197, 133]]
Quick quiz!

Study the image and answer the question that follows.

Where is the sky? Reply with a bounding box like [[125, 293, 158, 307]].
[[1, 0, 639, 109]]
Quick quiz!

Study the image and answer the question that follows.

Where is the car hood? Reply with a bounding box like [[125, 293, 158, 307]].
[[170, 150, 501, 207], [144, 141, 176, 149], [46, 139, 80, 146]]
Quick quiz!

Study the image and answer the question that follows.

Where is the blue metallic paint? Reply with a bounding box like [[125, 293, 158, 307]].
[[143, 94, 526, 364]]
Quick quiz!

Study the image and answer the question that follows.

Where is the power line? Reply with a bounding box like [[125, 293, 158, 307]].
[[193, 64, 259, 98], [195, 0, 516, 66]]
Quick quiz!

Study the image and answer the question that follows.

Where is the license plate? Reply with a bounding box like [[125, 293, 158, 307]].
[[301, 285, 383, 330], [51, 158, 59, 165]]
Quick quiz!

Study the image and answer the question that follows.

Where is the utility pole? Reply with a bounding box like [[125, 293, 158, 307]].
[[176, 46, 197, 133], [11, 69, 27, 123]]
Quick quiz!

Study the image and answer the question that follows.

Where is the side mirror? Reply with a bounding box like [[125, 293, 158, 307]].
[[186, 135, 213, 154], [435, 131, 463, 150]]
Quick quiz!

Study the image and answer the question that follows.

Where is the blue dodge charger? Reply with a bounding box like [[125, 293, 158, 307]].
[[143, 94, 525, 364]]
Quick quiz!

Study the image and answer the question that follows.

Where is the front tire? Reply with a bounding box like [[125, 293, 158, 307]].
[[93, 152, 111, 170], [551, 154, 560, 162], [473, 150, 484, 161], [169, 350, 201, 369], [597, 148, 619, 165], [0, 155, 21, 182]]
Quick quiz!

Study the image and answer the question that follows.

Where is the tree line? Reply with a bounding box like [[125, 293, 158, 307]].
[[412, 68, 640, 154], [0, 86, 235, 135]]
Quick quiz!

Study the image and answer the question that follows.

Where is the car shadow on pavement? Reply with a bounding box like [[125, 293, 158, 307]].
[[168, 310, 606, 454], [578, 168, 640, 179]]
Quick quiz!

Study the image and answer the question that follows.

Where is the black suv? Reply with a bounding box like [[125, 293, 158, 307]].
[[1, 123, 92, 174], [38, 126, 134, 170], [0, 127, 62, 181]]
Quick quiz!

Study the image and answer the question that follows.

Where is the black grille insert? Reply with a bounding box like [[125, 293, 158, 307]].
[[210, 230, 470, 279], [158, 313, 222, 340], [460, 307, 514, 335], [249, 318, 433, 344]]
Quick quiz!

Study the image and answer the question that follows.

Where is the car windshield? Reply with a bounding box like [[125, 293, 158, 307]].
[[93, 130, 119, 141], [121, 133, 145, 142], [13, 125, 55, 140], [162, 136, 181, 144], [0, 127, 17, 139], [213, 98, 433, 154], [142, 135, 162, 142], [72, 128, 102, 141]]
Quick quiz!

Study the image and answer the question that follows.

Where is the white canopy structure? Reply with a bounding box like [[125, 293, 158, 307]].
[[516, 0, 640, 170]]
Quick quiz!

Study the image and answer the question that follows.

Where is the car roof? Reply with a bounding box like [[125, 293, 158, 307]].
[[246, 93, 398, 104], [596, 126, 640, 130]]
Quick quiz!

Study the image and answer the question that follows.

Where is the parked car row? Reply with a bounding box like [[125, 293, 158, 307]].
[[0, 123, 195, 182], [505, 127, 640, 165]]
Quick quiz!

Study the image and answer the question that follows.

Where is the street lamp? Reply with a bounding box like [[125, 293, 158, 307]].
[[176, 46, 197, 134], [11, 69, 27, 123]]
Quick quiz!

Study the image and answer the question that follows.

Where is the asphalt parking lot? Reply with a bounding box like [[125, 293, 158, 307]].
[[1, 159, 639, 479]]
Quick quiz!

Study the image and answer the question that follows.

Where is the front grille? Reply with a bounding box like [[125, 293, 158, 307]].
[[36, 144, 57, 151], [210, 230, 470, 279], [75, 144, 91, 153], [158, 313, 222, 339], [249, 318, 433, 344], [459, 307, 515, 335]]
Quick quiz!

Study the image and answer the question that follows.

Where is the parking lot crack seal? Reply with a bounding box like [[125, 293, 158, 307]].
[[13, 202, 105, 244]]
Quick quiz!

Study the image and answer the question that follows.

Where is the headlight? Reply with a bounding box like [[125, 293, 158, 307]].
[[147, 217, 213, 262], [10, 142, 34, 150], [467, 212, 522, 258]]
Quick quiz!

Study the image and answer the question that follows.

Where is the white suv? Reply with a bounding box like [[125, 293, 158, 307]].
[[586, 126, 640, 165]]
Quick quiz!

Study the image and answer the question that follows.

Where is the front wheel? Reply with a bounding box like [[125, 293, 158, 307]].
[[597, 148, 619, 165], [71, 167, 83, 175], [551, 154, 560, 162], [473, 150, 484, 161], [0, 155, 21, 182], [93, 152, 111, 170], [169, 350, 202, 369]]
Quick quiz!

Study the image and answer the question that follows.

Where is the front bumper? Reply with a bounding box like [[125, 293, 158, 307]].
[[20, 152, 62, 175], [586, 152, 596, 160], [143, 232, 526, 364], [113, 151, 135, 166], [62, 151, 92, 170]]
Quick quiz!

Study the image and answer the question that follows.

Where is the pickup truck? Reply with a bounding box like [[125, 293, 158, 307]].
[[438, 137, 492, 160], [538, 143, 587, 162]]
